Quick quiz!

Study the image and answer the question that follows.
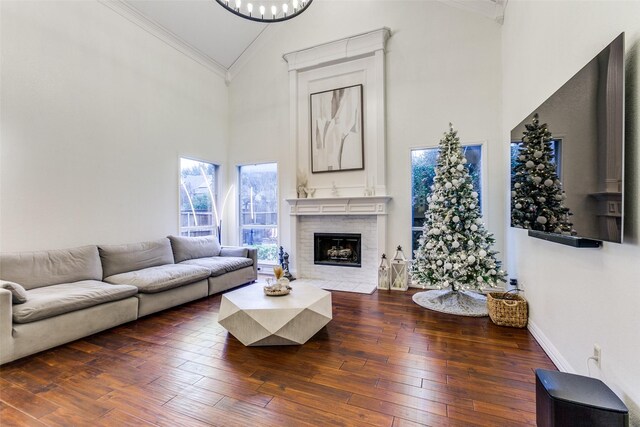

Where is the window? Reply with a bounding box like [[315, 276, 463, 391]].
[[239, 163, 278, 264], [179, 158, 218, 237], [411, 145, 483, 257]]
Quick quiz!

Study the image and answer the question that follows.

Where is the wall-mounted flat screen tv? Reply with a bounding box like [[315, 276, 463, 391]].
[[510, 33, 625, 244]]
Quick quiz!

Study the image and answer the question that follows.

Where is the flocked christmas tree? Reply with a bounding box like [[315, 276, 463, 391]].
[[412, 125, 506, 292], [511, 114, 575, 234]]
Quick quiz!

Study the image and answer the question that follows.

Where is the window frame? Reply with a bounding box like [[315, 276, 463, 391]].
[[409, 141, 487, 258], [237, 162, 280, 267], [178, 156, 220, 238]]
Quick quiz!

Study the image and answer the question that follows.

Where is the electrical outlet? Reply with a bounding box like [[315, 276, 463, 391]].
[[593, 344, 602, 368]]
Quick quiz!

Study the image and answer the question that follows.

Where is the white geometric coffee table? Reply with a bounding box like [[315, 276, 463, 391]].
[[218, 283, 332, 346]]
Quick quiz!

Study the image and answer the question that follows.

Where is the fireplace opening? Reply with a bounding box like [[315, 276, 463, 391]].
[[314, 233, 361, 268]]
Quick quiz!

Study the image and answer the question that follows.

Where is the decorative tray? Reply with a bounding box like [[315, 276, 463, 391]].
[[263, 286, 291, 296]]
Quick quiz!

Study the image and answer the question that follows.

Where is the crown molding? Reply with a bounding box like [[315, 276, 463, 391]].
[[283, 27, 391, 72], [99, 0, 228, 79]]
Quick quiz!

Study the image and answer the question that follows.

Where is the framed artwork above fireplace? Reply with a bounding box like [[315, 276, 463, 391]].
[[310, 84, 364, 174]]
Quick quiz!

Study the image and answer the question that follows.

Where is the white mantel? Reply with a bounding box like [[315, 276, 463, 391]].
[[285, 196, 391, 216], [285, 196, 390, 280]]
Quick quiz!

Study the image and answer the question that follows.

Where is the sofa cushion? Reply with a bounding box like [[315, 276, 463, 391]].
[[99, 239, 174, 278], [168, 235, 221, 263], [0, 280, 28, 304], [220, 247, 249, 258], [181, 257, 253, 277], [104, 264, 210, 294], [12, 280, 138, 324], [0, 245, 103, 290]]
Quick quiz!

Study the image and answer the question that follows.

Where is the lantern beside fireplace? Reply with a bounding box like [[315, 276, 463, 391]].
[[390, 246, 408, 291], [377, 254, 390, 290]]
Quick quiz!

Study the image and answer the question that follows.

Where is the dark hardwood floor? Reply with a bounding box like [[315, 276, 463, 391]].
[[0, 286, 555, 426]]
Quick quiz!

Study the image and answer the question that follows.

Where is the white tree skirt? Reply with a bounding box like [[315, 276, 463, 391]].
[[412, 290, 488, 317]]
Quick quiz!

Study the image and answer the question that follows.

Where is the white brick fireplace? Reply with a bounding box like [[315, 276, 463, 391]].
[[286, 197, 390, 283]]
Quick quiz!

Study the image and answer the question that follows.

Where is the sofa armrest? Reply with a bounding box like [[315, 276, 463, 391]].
[[246, 248, 258, 280], [0, 288, 14, 364], [220, 246, 258, 281]]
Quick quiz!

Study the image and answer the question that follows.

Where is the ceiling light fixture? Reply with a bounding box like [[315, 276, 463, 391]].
[[215, 0, 313, 23]]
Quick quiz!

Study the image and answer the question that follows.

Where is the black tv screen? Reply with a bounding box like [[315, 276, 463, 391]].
[[510, 33, 625, 244]]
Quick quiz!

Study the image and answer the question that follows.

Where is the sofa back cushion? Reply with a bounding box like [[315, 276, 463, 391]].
[[99, 238, 174, 278], [0, 245, 103, 290], [168, 235, 221, 263]]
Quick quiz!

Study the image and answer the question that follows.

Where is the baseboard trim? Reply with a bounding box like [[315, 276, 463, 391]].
[[527, 319, 575, 373]]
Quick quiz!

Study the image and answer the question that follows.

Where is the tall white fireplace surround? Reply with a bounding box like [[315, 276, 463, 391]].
[[279, 29, 392, 281], [286, 196, 391, 281]]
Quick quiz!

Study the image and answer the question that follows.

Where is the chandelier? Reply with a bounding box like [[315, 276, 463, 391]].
[[215, 0, 313, 23]]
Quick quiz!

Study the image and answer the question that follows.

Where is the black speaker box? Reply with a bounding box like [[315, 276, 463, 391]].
[[536, 369, 629, 427]]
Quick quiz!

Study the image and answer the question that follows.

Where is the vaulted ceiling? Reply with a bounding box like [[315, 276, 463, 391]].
[[116, 0, 506, 76]]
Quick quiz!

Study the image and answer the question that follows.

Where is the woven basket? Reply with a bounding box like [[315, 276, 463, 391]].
[[487, 290, 528, 328]]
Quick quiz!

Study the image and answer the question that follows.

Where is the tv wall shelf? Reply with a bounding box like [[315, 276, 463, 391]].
[[528, 230, 602, 248]]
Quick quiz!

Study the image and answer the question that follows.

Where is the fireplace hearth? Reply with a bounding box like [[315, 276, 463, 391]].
[[314, 233, 362, 268]]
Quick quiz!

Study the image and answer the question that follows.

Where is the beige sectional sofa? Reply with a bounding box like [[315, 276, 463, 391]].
[[0, 236, 257, 365]]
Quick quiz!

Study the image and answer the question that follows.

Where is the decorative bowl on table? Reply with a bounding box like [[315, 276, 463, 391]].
[[263, 278, 291, 296]]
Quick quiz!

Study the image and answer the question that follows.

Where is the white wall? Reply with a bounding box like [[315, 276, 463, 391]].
[[503, 1, 640, 422], [0, 0, 228, 252], [228, 0, 503, 265]]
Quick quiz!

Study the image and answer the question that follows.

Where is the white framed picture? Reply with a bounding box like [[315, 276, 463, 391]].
[[310, 84, 364, 173]]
